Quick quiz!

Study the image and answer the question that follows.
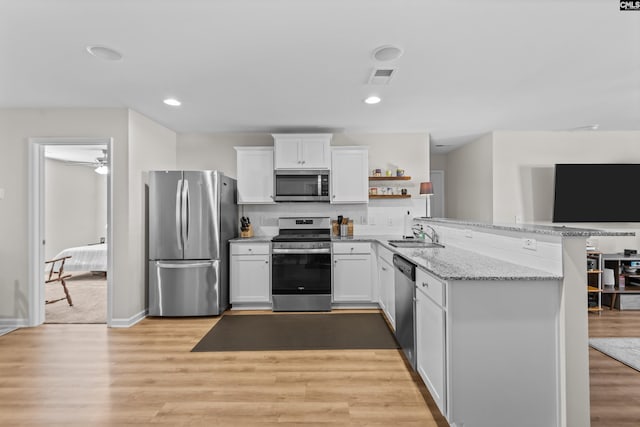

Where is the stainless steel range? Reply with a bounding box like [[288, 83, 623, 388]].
[[271, 217, 332, 311]]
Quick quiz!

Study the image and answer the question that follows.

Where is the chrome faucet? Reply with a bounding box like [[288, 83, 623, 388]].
[[413, 223, 439, 243]]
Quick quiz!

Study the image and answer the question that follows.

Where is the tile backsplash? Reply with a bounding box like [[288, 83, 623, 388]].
[[240, 198, 427, 237]]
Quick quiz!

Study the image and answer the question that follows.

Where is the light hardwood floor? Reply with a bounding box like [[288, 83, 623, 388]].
[[589, 309, 640, 426], [2, 308, 638, 426], [0, 310, 447, 427]]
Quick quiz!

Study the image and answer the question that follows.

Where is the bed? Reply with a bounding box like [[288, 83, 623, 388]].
[[50, 243, 108, 272]]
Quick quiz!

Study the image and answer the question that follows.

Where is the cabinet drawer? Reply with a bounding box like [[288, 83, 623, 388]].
[[416, 268, 446, 307], [333, 241, 371, 254], [378, 244, 394, 265], [230, 243, 270, 255]]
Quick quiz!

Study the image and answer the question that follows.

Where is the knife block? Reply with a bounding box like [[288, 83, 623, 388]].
[[240, 224, 254, 238]]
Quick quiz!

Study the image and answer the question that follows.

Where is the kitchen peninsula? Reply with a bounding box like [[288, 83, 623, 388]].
[[230, 218, 632, 427]]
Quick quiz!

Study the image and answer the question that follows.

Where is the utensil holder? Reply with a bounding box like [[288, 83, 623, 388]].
[[240, 224, 254, 238]]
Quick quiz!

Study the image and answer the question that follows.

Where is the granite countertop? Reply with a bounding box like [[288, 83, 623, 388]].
[[418, 218, 635, 237], [229, 236, 273, 243], [230, 234, 561, 281]]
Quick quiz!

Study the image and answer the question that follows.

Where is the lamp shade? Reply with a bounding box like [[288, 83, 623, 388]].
[[419, 182, 433, 195]]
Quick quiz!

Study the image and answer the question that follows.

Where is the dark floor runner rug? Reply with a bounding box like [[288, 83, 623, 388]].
[[192, 313, 399, 352]]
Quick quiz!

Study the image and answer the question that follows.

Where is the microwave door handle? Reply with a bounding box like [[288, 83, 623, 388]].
[[176, 179, 183, 251], [317, 174, 321, 196]]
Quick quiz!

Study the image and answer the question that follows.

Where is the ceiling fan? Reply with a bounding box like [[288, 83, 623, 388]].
[[60, 149, 109, 174]]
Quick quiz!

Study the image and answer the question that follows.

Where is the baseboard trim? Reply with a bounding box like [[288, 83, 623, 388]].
[[0, 327, 18, 337], [109, 310, 147, 328], [0, 318, 29, 328]]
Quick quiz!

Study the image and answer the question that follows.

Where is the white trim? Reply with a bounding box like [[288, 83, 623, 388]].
[[28, 137, 114, 327], [0, 327, 18, 337], [0, 318, 29, 328], [110, 310, 147, 328]]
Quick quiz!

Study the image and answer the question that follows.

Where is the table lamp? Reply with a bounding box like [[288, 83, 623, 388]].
[[420, 182, 434, 218]]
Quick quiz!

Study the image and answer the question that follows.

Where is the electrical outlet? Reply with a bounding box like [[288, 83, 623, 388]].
[[0, 188, 4, 200], [387, 217, 393, 226], [369, 216, 376, 225], [360, 215, 366, 225], [523, 238, 537, 251], [515, 215, 523, 224], [464, 229, 473, 238]]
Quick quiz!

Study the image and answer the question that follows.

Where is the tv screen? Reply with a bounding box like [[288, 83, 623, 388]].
[[553, 164, 640, 222]]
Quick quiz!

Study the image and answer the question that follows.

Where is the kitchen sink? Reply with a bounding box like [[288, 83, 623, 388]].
[[388, 240, 445, 249]]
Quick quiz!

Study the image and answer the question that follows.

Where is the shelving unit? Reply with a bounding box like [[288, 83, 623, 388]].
[[369, 176, 411, 181], [587, 251, 603, 314], [368, 175, 412, 199], [602, 253, 640, 310]]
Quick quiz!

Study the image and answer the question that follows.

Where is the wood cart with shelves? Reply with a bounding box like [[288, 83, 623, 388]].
[[368, 176, 412, 199], [587, 251, 603, 314]]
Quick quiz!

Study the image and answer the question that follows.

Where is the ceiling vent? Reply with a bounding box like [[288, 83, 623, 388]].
[[367, 68, 396, 85]]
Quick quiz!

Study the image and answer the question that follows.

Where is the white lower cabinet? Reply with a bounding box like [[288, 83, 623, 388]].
[[230, 243, 271, 305], [416, 268, 447, 417], [377, 249, 395, 330], [332, 242, 372, 302]]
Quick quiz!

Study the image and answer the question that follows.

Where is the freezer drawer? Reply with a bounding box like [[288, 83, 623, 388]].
[[149, 260, 221, 316]]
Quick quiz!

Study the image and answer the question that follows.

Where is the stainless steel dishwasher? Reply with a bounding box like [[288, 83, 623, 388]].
[[393, 254, 417, 370]]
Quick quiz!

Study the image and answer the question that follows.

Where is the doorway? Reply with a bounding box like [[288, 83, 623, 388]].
[[430, 170, 445, 218], [28, 137, 113, 327]]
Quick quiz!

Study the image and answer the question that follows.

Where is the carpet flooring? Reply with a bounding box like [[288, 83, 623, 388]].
[[45, 271, 106, 324], [589, 337, 640, 372], [192, 312, 399, 352]]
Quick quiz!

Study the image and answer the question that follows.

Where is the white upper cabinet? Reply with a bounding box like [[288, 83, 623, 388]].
[[273, 133, 331, 169], [331, 146, 368, 204], [235, 147, 275, 204]]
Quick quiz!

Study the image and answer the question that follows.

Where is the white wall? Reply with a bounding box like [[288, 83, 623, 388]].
[[0, 108, 128, 324], [492, 131, 640, 252], [430, 153, 447, 171], [445, 133, 494, 222], [128, 110, 177, 316], [44, 158, 106, 260]]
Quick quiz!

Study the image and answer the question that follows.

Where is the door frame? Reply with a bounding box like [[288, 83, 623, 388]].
[[28, 137, 114, 327]]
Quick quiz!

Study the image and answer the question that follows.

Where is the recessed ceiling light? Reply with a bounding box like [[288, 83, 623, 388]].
[[86, 45, 123, 61], [163, 98, 182, 107], [372, 45, 403, 62], [364, 96, 381, 105]]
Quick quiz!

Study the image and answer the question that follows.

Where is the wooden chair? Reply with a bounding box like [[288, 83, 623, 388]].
[[45, 256, 73, 306]]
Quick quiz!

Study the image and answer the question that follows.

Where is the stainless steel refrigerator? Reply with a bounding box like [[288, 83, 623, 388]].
[[148, 170, 237, 316]]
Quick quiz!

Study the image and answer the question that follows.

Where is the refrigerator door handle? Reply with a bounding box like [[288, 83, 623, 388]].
[[176, 179, 184, 251], [156, 261, 213, 269], [183, 179, 190, 244]]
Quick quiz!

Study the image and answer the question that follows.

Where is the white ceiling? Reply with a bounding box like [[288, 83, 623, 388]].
[[2, 0, 638, 152]]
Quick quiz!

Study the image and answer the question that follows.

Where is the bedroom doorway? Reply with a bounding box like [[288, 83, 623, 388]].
[[28, 137, 113, 327]]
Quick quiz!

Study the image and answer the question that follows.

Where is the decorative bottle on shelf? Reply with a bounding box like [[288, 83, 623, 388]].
[[619, 268, 625, 288]]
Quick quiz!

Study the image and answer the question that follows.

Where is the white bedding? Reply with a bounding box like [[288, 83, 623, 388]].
[[52, 243, 108, 272]]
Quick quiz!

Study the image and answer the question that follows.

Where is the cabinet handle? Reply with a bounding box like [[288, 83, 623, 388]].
[[265, 260, 268, 264], [332, 195, 336, 199], [422, 282, 429, 288], [334, 260, 338, 263], [248, 248, 252, 252], [382, 266, 387, 271]]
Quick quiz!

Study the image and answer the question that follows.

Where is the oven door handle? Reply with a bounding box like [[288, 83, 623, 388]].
[[272, 248, 331, 255]]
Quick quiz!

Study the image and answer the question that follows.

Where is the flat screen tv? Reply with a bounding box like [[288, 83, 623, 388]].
[[553, 163, 640, 222]]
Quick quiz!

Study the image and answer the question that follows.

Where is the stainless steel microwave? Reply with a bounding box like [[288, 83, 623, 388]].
[[274, 169, 330, 202]]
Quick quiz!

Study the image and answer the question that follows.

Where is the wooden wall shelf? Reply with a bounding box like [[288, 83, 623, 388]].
[[369, 194, 411, 199], [369, 176, 411, 181]]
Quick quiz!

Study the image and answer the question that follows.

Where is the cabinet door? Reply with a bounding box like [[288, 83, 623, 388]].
[[273, 138, 302, 169], [300, 137, 330, 169], [333, 254, 372, 302], [416, 287, 446, 417], [378, 256, 395, 329], [331, 147, 368, 203], [235, 147, 275, 204], [230, 254, 270, 303]]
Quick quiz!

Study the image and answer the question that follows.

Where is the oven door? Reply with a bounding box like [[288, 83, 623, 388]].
[[271, 249, 331, 295]]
